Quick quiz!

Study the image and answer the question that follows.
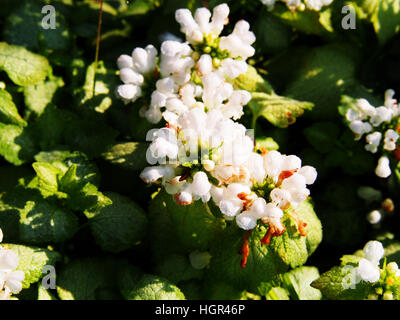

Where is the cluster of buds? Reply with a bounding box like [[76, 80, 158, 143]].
[[346, 90, 400, 178], [0, 228, 25, 300], [117, 3, 317, 268], [260, 0, 333, 12]]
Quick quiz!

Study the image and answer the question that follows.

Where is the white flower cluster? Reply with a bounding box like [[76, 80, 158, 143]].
[[343, 240, 400, 297], [116, 3, 255, 124], [116, 45, 158, 104], [0, 228, 25, 300], [131, 3, 316, 245], [260, 0, 333, 11], [346, 90, 400, 178]]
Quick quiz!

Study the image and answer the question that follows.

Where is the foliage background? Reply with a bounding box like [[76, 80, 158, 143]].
[[0, 0, 400, 300]]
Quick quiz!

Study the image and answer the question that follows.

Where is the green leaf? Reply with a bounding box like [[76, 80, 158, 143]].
[[149, 191, 226, 252], [304, 122, 340, 154], [311, 265, 373, 300], [24, 75, 64, 117], [255, 136, 279, 152], [281, 266, 322, 300], [38, 284, 58, 300], [6, 244, 61, 289], [207, 226, 288, 292], [1, 187, 78, 244], [254, 11, 292, 54], [57, 258, 122, 300], [154, 254, 203, 284], [285, 45, 357, 120], [371, 0, 400, 45], [269, 200, 323, 268], [32, 162, 66, 198], [119, 0, 159, 16], [207, 200, 321, 292], [18, 197, 78, 245], [272, 3, 333, 35], [0, 123, 37, 165], [62, 114, 118, 158], [34, 150, 100, 186], [0, 42, 50, 86], [75, 61, 119, 114], [102, 142, 149, 171], [122, 274, 186, 300], [250, 92, 314, 128], [86, 192, 148, 253], [232, 65, 273, 94], [0, 89, 26, 126], [3, 1, 71, 51], [265, 287, 290, 300]]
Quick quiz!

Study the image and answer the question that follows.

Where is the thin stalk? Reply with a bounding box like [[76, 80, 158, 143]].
[[92, 0, 104, 98]]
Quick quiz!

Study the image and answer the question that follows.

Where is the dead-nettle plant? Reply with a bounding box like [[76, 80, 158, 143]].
[[116, 2, 319, 268]]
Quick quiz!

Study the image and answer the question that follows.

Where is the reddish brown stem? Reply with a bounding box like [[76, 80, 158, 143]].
[[238, 230, 252, 268]]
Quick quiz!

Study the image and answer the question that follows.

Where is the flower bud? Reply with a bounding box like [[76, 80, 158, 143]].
[[383, 291, 394, 300], [387, 262, 399, 274], [375, 156, 391, 178], [367, 210, 381, 225]]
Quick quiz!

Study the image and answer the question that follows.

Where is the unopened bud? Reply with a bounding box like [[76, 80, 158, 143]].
[[367, 293, 378, 300], [381, 198, 394, 212], [367, 210, 382, 224], [387, 262, 399, 274], [383, 291, 393, 300], [203, 46, 211, 54], [203, 160, 215, 171]]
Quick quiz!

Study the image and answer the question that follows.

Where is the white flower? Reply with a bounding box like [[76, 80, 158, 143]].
[[375, 156, 391, 178], [197, 54, 213, 76], [346, 108, 360, 122], [363, 240, 384, 265], [191, 171, 211, 197], [304, 0, 333, 10], [218, 183, 251, 218], [147, 127, 179, 163], [119, 68, 144, 86], [263, 150, 284, 183], [131, 45, 158, 74], [367, 210, 381, 224], [0, 250, 25, 297], [219, 58, 248, 79], [259, 202, 284, 220], [219, 20, 256, 60], [298, 166, 318, 184], [370, 107, 393, 127], [175, 4, 230, 44], [357, 258, 381, 283], [116, 45, 157, 104], [280, 173, 310, 208], [236, 212, 257, 230], [140, 166, 175, 183], [365, 131, 382, 153], [270, 188, 291, 209], [384, 89, 399, 116], [349, 120, 373, 139], [116, 84, 142, 102], [0, 228, 2, 243], [355, 241, 384, 284], [160, 40, 194, 85], [383, 129, 399, 151]]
